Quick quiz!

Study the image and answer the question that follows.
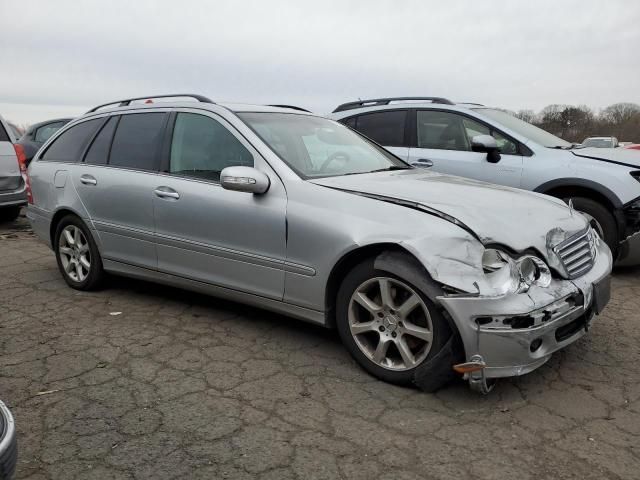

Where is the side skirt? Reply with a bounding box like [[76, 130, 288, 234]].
[[102, 259, 327, 327]]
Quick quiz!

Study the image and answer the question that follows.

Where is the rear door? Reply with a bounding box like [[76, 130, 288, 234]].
[[407, 109, 524, 187], [152, 110, 287, 299], [340, 110, 410, 160], [72, 112, 167, 270]]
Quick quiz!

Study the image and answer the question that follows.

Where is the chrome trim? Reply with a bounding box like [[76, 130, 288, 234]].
[[553, 228, 597, 279]]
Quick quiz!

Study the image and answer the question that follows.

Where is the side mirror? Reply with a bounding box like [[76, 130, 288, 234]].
[[220, 166, 270, 194], [471, 135, 501, 163]]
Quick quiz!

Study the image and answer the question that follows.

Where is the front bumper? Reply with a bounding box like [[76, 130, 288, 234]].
[[0, 400, 17, 480], [438, 239, 612, 384], [616, 230, 640, 267]]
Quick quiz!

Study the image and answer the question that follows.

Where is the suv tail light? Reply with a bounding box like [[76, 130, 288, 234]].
[[13, 144, 33, 204]]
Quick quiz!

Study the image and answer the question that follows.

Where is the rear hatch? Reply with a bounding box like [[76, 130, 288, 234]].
[[0, 118, 22, 192]]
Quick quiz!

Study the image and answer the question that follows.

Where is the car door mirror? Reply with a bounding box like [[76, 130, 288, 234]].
[[220, 166, 270, 194], [471, 135, 501, 163]]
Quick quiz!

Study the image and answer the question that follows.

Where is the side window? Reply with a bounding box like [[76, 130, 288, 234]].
[[40, 119, 102, 162], [417, 111, 469, 151], [0, 123, 9, 142], [461, 118, 518, 155], [169, 113, 253, 182], [341, 117, 357, 129], [109, 113, 166, 171], [353, 110, 407, 147], [84, 117, 118, 165], [34, 122, 66, 143]]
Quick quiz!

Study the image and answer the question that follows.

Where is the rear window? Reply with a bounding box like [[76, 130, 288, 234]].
[[41, 119, 102, 162], [84, 117, 119, 165], [348, 110, 407, 147], [0, 122, 10, 142], [109, 113, 166, 171]]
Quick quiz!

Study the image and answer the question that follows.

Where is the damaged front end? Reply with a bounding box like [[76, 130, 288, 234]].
[[403, 225, 613, 394]]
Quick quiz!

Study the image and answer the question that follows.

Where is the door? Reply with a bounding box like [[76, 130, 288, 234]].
[[341, 110, 410, 160], [407, 110, 524, 187], [152, 111, 287, 300], [73, 112, 167, 269]]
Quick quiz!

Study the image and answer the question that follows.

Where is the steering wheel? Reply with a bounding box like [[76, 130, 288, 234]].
[[320, 151, 351, 172]]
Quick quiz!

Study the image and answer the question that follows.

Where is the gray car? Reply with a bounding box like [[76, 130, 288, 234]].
[[27, 94, 612, 393]]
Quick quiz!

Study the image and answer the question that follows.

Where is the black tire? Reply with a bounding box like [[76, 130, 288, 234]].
[[0, 401, 17, 480], [54, 215, 104, 290], [0, 207, 20, 223], [336, 256, 459, 391], [568, 197, 618, 256]]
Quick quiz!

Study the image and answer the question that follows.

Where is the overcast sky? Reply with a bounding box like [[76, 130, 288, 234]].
[[1, 0, 639, 125]]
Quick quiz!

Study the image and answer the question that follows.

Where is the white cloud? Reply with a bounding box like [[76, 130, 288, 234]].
[[0, 0, 639, 124]]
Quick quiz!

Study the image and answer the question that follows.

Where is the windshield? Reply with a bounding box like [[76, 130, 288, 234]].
[[473, 108, 572, 149], [582, 138, 613, 148], [238, 113, 409, 178]]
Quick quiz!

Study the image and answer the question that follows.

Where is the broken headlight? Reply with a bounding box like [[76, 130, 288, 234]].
[[482, 249, 551, 295]]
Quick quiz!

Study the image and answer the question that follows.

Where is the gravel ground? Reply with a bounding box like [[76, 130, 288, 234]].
[[1, 214, 639, 480]]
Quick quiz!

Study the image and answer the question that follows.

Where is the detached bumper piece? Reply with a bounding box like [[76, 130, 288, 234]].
[[0, 401, 17, 480]]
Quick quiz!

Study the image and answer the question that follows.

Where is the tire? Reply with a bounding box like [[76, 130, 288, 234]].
[[54, 215, 104, 290], [0, 400, 17, 480], [336, 256, 459, 391], [567, 197, 618, 256], [0, 207, 20, 223]]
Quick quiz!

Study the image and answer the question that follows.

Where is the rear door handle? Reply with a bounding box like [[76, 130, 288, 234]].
[[80, 174, 97, 185], [154, 186, 180, 199], [411, 159, 433, 168]]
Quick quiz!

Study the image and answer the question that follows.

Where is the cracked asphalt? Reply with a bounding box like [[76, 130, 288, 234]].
[[1, 214, 639, 480]]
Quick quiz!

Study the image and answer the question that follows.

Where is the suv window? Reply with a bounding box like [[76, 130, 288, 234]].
[[109, 113, 166, 171], [169, 113, 253, 182], [0, 123, 9, 142], [41, 119, 102, 162], [84, 117, 118, 165], [35, 122, 66, 143], [417, 110, 518, 154], [349, 110, 407, 147]]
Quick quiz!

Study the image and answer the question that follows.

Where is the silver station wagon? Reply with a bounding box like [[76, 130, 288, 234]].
[[27, 94, 612, 393]]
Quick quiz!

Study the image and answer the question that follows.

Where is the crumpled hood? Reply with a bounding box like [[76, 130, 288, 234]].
[[311, 169, 588, 256], [572, 147, 640, 167]]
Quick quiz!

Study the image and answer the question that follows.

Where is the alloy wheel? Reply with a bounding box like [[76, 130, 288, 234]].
[[348, 277, 434, 371], [59, 225, 91, 282]]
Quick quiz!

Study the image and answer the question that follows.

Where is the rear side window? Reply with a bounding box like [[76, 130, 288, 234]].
[[350, 110, 407, 147], [109, 113, 166, 171], [40, 119, 102, 162], [169, 112, 253, 182], [84, 117, 118, 165]]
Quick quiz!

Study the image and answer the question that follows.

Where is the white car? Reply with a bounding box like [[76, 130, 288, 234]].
[[582, 136, 619, 148], [331, 97, 640, 266], [0, 114, 27, 222]]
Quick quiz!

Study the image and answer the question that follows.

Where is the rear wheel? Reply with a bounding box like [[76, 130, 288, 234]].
[[54, 215, 104, 290], [336, 257, 458, 391], [0, 206, 20, 223]]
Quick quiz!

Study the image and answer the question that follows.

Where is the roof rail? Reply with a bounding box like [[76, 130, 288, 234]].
[[333, 96, 454, 113], [458, 102, 485, 107], [87, 94, 214, 113], [268, 104, 311, 113]]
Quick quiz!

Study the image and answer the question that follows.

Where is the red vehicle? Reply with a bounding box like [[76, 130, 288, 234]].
[[624, 144, 640, 150]]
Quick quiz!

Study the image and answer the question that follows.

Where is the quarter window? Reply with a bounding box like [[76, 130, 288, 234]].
[[169, 113, 253, 182], [109, 113, 166, 171], [41, 119, 102, 162], [351, 110, 407, 147], [84, 117, 118, 165]]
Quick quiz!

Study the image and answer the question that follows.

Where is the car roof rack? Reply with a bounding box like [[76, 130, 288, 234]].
[[87, 94, 214, 113], [268, 104, 311, 113], [458, 102, 485, 107], [333, 96, 454, 113]]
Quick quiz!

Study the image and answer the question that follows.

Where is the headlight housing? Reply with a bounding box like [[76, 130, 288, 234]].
[[482, 249, 551, 295]]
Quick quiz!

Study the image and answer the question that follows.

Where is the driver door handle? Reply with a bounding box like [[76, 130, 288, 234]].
[[154, 186, 180, 200], [80, 174, 97, 185], [411, 159, 433, 168]]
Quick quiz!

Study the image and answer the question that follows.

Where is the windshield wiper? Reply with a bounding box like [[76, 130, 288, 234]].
[[365, 165, 413, 173]]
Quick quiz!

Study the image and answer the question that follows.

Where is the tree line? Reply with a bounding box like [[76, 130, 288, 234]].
[[511, 103, 640, 144]]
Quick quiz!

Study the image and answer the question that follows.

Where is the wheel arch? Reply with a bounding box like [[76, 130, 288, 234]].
[[534, 178, 624, 238], [49, 207, 90, 247]]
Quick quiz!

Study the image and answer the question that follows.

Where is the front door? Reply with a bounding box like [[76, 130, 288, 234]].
[[152, 110, 287, 300], [407, 110, 524, 187]]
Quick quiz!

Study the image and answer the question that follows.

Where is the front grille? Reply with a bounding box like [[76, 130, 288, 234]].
[[554, 228, 597, 279]]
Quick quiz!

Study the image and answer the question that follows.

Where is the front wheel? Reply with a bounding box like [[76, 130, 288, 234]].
[[54, 215, 104, 290], [567, 197, 618, 256], [336, 257, 458, 391]]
